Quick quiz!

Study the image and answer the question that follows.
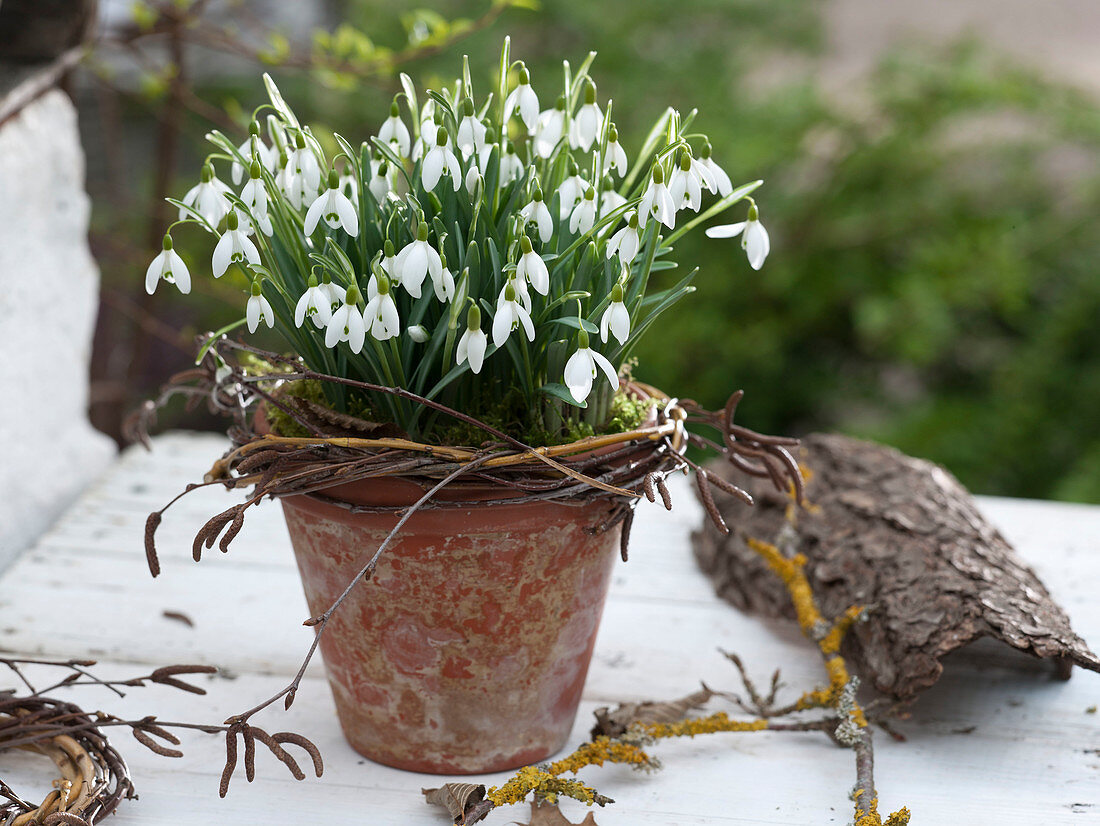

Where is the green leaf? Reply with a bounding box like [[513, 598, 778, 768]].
[[540, 382, 585, 408]]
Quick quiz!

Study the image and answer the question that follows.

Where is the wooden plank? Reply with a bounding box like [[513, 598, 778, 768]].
[[2, 433, 1099, 824]]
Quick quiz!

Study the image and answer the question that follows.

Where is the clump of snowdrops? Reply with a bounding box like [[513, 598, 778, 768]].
[[145, 39, 768, 442]]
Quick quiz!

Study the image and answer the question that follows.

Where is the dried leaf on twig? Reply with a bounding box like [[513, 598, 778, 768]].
[[591, 686, 715, 739], [422, 783, 491, 824]]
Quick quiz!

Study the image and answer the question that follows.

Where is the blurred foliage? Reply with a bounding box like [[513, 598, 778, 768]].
[[86, 0, 1100, 502]]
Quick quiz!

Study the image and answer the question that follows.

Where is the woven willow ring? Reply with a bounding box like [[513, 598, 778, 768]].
[[0, 695, 134, 826]]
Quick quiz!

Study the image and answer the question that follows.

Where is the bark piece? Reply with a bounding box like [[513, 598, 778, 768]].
[[693, 432, 1100, 700]]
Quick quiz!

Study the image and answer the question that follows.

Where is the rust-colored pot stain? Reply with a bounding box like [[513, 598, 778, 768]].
[[280, 475, 623, 774]]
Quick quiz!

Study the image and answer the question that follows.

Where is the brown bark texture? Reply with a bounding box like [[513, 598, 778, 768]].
[[693, 432, 1100, 700]]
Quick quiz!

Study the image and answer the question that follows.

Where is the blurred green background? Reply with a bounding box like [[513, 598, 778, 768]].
[[83, 0, 1100, 502]]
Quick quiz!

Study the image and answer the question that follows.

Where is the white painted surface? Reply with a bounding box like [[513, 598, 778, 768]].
[[1, 432, 1099, 824], [0, 88, 115, 570]]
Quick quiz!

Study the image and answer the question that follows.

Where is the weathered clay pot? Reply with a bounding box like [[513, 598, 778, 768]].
[[279, 475, 625, 774]]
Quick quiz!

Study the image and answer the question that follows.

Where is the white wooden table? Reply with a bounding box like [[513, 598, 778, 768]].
[[2, 433, 1099, 824]]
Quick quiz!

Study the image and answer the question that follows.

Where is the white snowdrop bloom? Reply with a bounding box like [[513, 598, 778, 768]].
[[564, 330, 619, 404], [497, 274, 531, 313], [492, 281, 536, 347], [246, 281, 275, 333], [599, 283, 630, 345], [212, 211, 261, 278], [534, 98, 566, 159], [605, 212, 641, 265], [504, 65, 540, 132], [499, 144, 524, 183], [319, 276, 344, 312], [326, 285, 367, 353], [294, 275, 333, 329], [602, 126, 628, 177], [465, 163, 484, 198], [520, 188, 554, 243], [431, 253, 456, 303], [180, 163, 230, 225], [456, 304, 487, 374], [556, 167, 587, 220], [639, 165, 677, 230], [688, 154, 717, 194], [668, 153, 703, 213], [569, 82, 602, 153], [407, 324, 430, 343], [421, 127, 462, 192], [377, 101, 412, 158], [274, 149, 291, 200], [284, 132, 323, 209], [413, 105, 447, 161], [304, 170, 359, 236], [456, 99, 488, 160], [239, 162, 273, 236], [145, 234, 190, 295], [705, 203, 770, 271], [232, 122, 275, 185], [599, 187, 627, 218], [340, 171, 360, 208], [363, 275, 401, 341], [516, 236, 550, 295], [393, 223, 443, 298], [698, 142, 732, 196], [569, 187, 598, 235], [381, 240, 398, 281]]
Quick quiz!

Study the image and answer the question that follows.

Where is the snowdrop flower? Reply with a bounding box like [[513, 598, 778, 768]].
[[232, 121, 275, 185], [340, 170, 360, 208], [239, 161, 273, 236], [492, 281, 535, 347], [284, 132, 323, 209], [639, 165, 676, 230], [520, 186, 554, 243], [698, 141, 732, 196], [456, 98, 487, 160], [557, 163, 587, 220], [516, 235, 549, 295], [705, 202, 770, 271], [564, 329, 619, 404], [599, 183, 627, 218], [304, 169, 359, 236], [465, 163, 484, 198], [668, 152, 703, 212], [381, 240, 398, 281], [599, 283, 630, 345], [407, 324, 430, 343], [319, 273, 344, 313], [602, 125, 628, 177], [606, 212, 641, 264], [569, 82, 602, 153], [569, 187, 598, 235], [364, 274, 400, 341], [421, 127, 462, 192], [325, 284, 366, 353], [456, 304, 487, 374], [246, 280, 275, 333], [394, 222, 443, 298], [274, 148, 291, 200], [294, 274, 333, 329], [377, 100, 411, 158], [413, 108, 442, 161], [212, 211, 261, 278], [180, 162, 230, 225], [499, 143, 524, 183], [145, 234, 190, 295], [497, 273, 532, 313], [504, 64, 540, 132], [534, 96, 566, 158], [431, 252, 456, 303]]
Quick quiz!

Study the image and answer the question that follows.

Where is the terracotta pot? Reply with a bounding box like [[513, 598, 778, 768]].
[[279, 467, 627, 774]]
